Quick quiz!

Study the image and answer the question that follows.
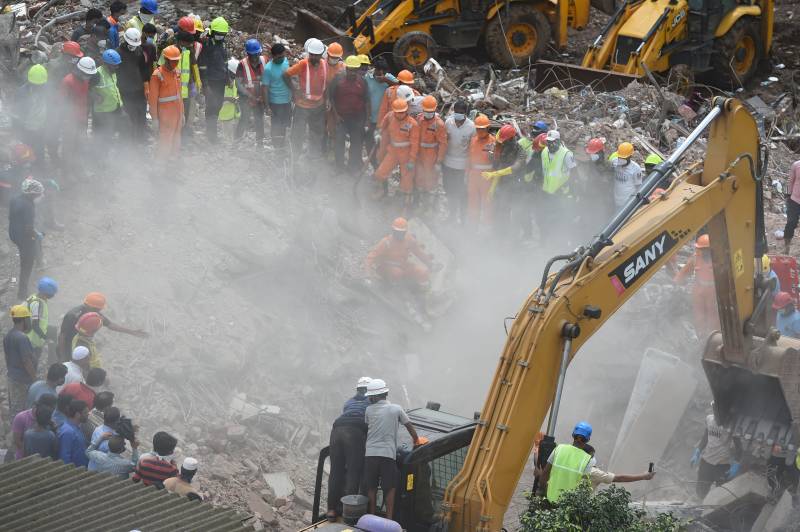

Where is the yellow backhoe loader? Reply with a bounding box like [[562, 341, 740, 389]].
[[304, 98, 799, 531], [536, 0, 774, 90], [294, 0, 615, 70]]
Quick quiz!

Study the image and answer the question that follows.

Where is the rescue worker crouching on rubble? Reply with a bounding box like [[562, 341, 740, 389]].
[[539, 130, 576, 245], [148, 45, 184, 160], [691, 401, 742, 499], [674, 234, 719, 337], [773, 292, 800, 339], [481, 124, 530, 238], [366, 217, 438, 289], [414, 95, 447, 214], [374, 99, 420, 205], [25, 277, 58, 369], [326, 377, 372, 521], [538, 422, 594, 503], [466, 114, 495, 228]]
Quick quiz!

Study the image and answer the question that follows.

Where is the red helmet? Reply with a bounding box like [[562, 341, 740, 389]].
[[76, 312, 103, 336], [773, 291, 794, 310], [62, 41, 83, 58], [10, 143, 35, 165], [586, 137, 605, 154], [497, 124, 517, 143], [178, 16, 197, 34], [533, 133, 548, 152]]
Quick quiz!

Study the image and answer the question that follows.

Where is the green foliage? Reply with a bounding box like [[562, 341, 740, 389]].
[[519, 482, 685, 532]]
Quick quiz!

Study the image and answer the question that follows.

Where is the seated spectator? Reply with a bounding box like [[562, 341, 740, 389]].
[[86, 432, 139, 479], [23, 404, 58, 459], [59, 367, 106, 410], [57, 399, 90, 467], [60, 346, 91, 389], [52, 393, 73, 429], [27, 363, 67, 408], [164, 457, 201, 499], [91, 406, 121, 454], [132, 431, 179, 488], [12, 394, 57, 460]]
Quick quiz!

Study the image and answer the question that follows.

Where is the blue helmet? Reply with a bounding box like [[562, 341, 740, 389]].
[[572, 421, 592, 441], [102, 49, 122, 65], [37, 277, 58, 297], [140, 0, 158, 14], [533, 120, 548, 132], [245, 38, 262, 55]]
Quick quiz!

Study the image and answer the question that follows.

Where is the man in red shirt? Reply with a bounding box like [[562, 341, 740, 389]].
[[235, 39, 266, 146], [284, 38, 328, 160], [329, 56, 370, 174], [60, 56, 97, 179], [59, 367, 106, 410], [133, 431, 179, 488]]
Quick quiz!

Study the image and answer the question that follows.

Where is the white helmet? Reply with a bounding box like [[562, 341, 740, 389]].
[[123, 27, 142, 47], [546, 130, 561, 141], [365, 378, 389, 396], [307, 38, 325, 55], [396, 85, 414, 102], [77, 56, 97, 75], [227, 58, 240, 74], [21, 178, 44, 195], [356, 376, 372, 389]]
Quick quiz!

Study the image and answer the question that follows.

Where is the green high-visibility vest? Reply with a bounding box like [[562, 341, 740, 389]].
[[25, 295, 48, 349], [219, 82, 240, 121], [94, 66, 122, 113], [546, 444, 591, 503], [541, 144, 571, 195], [179, 48, 191, 99], [517, 137, 534, 183]]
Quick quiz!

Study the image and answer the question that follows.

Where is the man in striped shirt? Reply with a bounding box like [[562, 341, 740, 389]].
[[132, 431, 178, 488]]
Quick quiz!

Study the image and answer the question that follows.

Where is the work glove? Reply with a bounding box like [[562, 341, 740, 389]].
[[726, 462, 740, 480], [406, 161, 415, 171], [690, 448, 701, 467]]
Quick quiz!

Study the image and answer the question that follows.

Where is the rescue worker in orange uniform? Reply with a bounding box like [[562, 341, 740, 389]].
[[466, 114, 495, 227], [377, 70, 418, 126], [674, 234, 719, 336], [366, 217, 434, 287], [415, 95, 447, 213], [148, 45, 184, 160], [375, 98, 420, 205]]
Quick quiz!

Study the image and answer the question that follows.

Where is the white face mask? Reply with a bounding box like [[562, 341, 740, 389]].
[[328, 58, 339, 66], [423, 111, 435, 120], [126, 43, 138, 51], [590, 153, 600, 161], [453, 113, 465, 121], [139, 12, 154, 23], [612, 157, 628, 167], [98, 40, 107, 49]]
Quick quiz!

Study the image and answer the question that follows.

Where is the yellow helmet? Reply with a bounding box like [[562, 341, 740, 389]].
[[762, 254, 771, 274], [617, 142, 634, 159], [357, 54, 370, 65], [344, 55, 361, 69], [10, 305, 31, 319]]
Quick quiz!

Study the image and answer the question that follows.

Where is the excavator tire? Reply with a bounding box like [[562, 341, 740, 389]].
[[393, 31, 437, 71], [484, 4, 550, 69], [708, 17, 763, 89]]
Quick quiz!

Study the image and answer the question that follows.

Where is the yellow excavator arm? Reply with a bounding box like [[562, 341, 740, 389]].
[[439, 98, 768, 531]]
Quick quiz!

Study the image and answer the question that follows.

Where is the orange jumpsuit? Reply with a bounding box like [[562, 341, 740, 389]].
[[376, 113, 419, 193], [148, 65, 184, 159], [415, 113, 447, 192], [377, 85, 420, 128], [675, 250, 719, 335], [467, 133, 496, 225], [366, 233, 432, 284]]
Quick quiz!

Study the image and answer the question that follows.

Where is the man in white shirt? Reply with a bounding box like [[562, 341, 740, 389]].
[[442, 100, 475, 224]]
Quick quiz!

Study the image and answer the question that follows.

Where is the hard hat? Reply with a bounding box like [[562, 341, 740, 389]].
[[227, 57, 240, 74], [645, 153, 664, 166], [178, 16, 196, 34], [77, 56, 97, 75], [62, 41, 83, 58], [123, 27, 142, 46], [532, 120, 548, 132], [585, 137, 605, 154], [27, 64, 48, 85], [474, 114, 490, 129], [392, 98, 409, 113], [396, 85, 414, 103], [497, 124, 517, 143], [76, 312, 103, 336], [421, 95, 437, 112], [533, 133, 548, 151], [102, 49, 122, 65], [545, 130, 560, 141], [163, 45, 181, 61], [762, 254, 771, 274], [572, 421, 593, 441], [307, 38, 325, 55], [83, 291, 107, 310], [193, 17, 204, 32], [356, 376, 372, 389], [245, 39, 263, 55], [773, 291, 794, 310], [364, 378, 389, 396], [617, 142, 634, 159], [327, 42, 344, 58], [357, 54, 370, 65], [21, 178, 44, 195], [10, 304, 32, 319], [344, 55, 361, 68], [695, 234, 710, 249], [140, 0, 158, 14], [392, 217, 408, 231], [71, 346, 90, 361], [12, 143, 35, 164], [397, 70, 414, 84], [648, 188, 666, 201], [37, 277, 58, 297], [210, 16, 229, 33]]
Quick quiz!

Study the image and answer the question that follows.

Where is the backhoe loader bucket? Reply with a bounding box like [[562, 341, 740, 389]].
[[293, 9, 354, 54], [533, 60, 642, 92]]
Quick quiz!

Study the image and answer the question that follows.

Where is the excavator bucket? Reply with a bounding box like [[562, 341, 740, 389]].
[[533, 60, 642, 92], [293, 9, 354, 53]]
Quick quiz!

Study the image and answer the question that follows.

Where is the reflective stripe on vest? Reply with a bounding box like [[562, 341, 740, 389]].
[[392, 141, 410, 148], [25, 295, 48, 349], [159, 94, 180, 102], [472, 163, 492, 170], [420, 142, 438, 148], [219, 83, 240, 121], [546, 444, 591, 503], [241, 56, 266, 89], [305, 59, 327, 101], [542, 145, 571, 195], [94, 66, 122, 113]]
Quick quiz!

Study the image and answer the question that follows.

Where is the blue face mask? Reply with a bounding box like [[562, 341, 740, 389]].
[[146, 37, 154, 44], [453, 113, 465, 121]]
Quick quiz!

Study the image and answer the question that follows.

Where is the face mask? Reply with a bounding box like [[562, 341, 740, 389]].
[[367, 68, 375, 77], [214, 34, 225, 42], [423, 111, 435, 120], [590, 153, 600, 161], [139, 12, 154, 23], [146, 37, 154, 44], [328, 58, 339, 66], [547, 142, 559, 152], [453, 113, 465, 121], [126, 43, 138, 51], [612, 157, 627, 167]]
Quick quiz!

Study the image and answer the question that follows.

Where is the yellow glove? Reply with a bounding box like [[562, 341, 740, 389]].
[[488, 176, 500, 199], [482, 167, 513, 180], [481, 170, 498, 180]]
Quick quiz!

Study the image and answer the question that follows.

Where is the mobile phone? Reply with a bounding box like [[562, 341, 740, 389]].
[[648, 462, 654, 473]]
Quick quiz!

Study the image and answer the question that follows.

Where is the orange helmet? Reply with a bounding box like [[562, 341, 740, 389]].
[[773, 291, 794, 310], [178, 16, 196, 34], [392, 98, 408, 113], [474, 114, 490, 129], [163, 45, 181, 61], [695, 234, 710, 249], [392, 217, 408, 231], [397, 70, 414, 84], [586, 137, 605, 154], [327, 42, 343, 58], [421, 95, 437, 112], [497, 124, 517, 143], [83, 292, 107, 310], [533, 133, 548, 151], [62, 41, 83, 58], [76, 312, 103, 336]]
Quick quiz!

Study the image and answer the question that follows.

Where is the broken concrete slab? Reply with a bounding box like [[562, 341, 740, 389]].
[[247, 490, 277, 525], [263, 471, 295, 499], [702, 471, 769, 528]]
